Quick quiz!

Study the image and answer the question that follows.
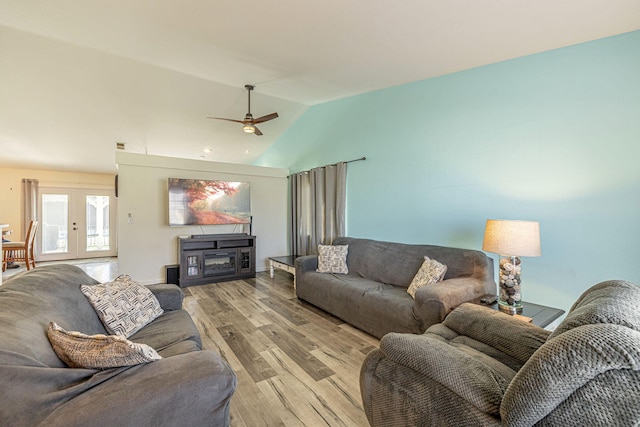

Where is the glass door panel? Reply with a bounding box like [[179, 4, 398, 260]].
[[41, 193, 73, 257], [85, 195, 111, 252], [77, 190, 116, 258]]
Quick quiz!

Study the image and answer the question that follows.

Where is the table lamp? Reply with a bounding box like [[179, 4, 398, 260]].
[[482, 219, 541, 314]]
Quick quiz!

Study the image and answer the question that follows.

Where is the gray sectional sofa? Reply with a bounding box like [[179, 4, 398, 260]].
[[0, 264, 236, 427], [295, 236, 495, 338]]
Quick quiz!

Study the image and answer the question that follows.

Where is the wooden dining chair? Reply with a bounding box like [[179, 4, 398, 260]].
[[2, 220, 38, 272]]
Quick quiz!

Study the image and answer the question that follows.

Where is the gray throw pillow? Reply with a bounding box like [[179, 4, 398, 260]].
[[316, 244, 349, 274], [407, 256, 448, 298], [81, 274, 164, 338]]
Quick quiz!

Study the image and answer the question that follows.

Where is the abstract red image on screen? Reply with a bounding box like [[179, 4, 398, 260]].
[[168, 178, 251, 226]]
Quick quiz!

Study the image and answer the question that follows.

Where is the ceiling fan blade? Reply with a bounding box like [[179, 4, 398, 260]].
[[207, 86, 274, 136], [253, 112, 278, 124], [206, 117, 245, 124]]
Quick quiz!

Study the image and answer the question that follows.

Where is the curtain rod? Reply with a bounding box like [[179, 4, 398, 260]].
[[345, 156, 366, 164], [288, 156, 366, 177]]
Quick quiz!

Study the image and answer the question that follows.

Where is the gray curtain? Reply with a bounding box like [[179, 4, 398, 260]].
[[290, 162, 346, 256], [22, 179, 38, 239]]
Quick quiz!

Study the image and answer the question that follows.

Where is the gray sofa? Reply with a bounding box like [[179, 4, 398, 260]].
[[0, 264, 236, 427], [360, 280, 640, 426], [295, 237, 495, 338]]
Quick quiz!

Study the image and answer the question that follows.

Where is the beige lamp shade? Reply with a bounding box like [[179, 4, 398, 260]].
[[482, 219, 541, 257]]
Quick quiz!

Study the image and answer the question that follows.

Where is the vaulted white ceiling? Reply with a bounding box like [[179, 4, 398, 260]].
[[1, 0, 639, 173]]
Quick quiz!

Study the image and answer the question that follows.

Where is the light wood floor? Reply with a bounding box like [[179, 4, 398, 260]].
[[183, 270, 379, 426]]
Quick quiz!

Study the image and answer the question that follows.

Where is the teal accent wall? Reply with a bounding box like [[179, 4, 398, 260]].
[[255, 31, 640, 312]]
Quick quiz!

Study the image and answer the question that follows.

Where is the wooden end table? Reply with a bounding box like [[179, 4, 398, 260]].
[[473, 298, 565, 330], [269, 255, 298, 288]]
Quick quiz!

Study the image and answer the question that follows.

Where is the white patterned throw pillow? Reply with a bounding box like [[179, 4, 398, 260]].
[[407, 256, 448, 298], [316, 244, 349, 274], [81, 275, 164, 338], [47, 321, 161, 369]]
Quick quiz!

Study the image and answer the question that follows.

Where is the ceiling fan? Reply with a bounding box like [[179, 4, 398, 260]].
[[207, 85, 278, 136]]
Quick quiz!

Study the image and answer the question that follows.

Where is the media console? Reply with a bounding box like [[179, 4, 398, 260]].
[[178, 234, 256, 287]]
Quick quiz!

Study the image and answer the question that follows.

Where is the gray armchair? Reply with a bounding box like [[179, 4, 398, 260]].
[[360, 280, 640, 426]]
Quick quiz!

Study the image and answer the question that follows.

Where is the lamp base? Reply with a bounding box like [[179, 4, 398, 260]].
[[498, 255, 523, 315], [498, 300, 523, 314]]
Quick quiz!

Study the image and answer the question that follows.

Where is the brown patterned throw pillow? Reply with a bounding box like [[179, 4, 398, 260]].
[[316, 244, 349, 274], [407, 256, 448, 298], [47, 322, 161, 369], [81, 274, 163, 338]]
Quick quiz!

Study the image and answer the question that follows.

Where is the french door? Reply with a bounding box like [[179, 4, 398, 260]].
[[38, 188, 117, 261]]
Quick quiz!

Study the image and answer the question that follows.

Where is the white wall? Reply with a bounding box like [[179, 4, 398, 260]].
[[116, 152, 288, 284]]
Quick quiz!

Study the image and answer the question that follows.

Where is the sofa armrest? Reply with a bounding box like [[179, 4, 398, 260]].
[[443, 303, 550, 363], [41, 351, 236, 427], [295, 255, 318, 276], [413, 277, 493, 326], [385, 332, 512, 413], [146, 284, 184, 311]]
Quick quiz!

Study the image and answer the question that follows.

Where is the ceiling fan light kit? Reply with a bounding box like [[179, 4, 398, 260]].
[[207, 85, 278, 136]]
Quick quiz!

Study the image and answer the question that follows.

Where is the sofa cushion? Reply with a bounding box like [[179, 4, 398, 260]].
[[407, 256, 447, 298], [81, 274, 164, 338], [296, 271, 424, 337], [316, 244, 349, 274], [129, 309, 202, 356], [0, 264, 105, 369], [47, 321, 161, 369], [332, 237, 489, 288]]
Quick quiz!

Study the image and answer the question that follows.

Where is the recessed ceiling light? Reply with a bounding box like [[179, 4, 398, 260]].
[[245, 150, 250, 154], [203, 148, 212, 153], [200, 155, 205, 159]]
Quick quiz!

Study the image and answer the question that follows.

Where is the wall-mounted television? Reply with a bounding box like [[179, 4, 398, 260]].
[[168, 178, 251, 226]]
